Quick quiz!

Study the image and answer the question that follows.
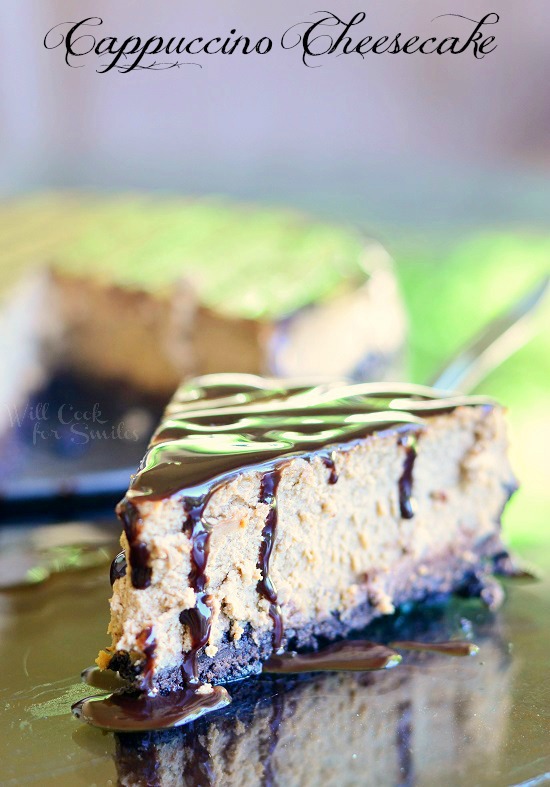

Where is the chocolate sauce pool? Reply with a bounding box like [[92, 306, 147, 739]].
[[264, 640, 402, 674], [72, 685, 231, 732], [75, 638, 479, 731]]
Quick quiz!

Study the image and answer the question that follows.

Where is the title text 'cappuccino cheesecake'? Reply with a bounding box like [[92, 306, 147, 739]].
[[98, 374, 516, 691]]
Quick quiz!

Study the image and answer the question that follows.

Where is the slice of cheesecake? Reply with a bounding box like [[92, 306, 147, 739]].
[[0, 194, 405, 438], [99, 374, 516, 691]]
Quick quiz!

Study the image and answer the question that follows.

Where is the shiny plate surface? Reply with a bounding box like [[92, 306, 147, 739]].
[[0, 523, 548, 787]]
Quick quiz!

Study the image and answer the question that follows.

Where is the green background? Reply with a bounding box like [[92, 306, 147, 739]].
[[393, 231, 549, 552]]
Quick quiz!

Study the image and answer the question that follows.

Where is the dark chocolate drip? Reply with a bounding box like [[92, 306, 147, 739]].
[[261, 691, 285, 787], [263, 640, 402, 674], [110, 551, 127, 586], [182, 733, 215, 787], [492, 550, 538, 580], [114, 734, 161, 787], [269, 607, 284, 652], [179, 493, 214, 683], [396, 701, 414, 786], [136, 627, 157, 690], [118, 502, 152, 589], [322, 453, 339, 484], [456, 571, 505, 610], [257, 470, 283, 650], [398, 435, 418, 519], [71, 685, 231, 732], [391, 640, 479, 657], [125, 376, 494, 501]]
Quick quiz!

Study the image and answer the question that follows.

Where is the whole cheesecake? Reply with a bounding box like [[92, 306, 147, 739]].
[[0, 194, 406, 437], [99, 374, 516, 691]]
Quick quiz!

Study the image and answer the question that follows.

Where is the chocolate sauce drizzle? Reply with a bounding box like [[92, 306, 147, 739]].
[[110, 551, 127, 586], [117, 503, 152, 590], [182, 732, 216, 786], [261, 691, 285, 787], [322, 452, 339, 484], [176, 466, 288, 676], [257, 469, 284, 650], [179, 492, 214, 683], [396, 701, 414, 785], [398, 435, 418, 520], [136, 627, 157, 689]]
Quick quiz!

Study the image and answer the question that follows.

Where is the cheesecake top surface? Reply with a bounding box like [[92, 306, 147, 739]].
[[0, 193, 374, 319], [126, 374, 495, 501]]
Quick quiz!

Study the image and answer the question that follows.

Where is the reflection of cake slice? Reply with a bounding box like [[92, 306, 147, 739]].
[[114, 626, 512, 787], [100, 374, 516, 691], [0, 194, 406, 436]]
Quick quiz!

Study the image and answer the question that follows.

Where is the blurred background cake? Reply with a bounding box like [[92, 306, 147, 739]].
[[0, 193, 406, 443]]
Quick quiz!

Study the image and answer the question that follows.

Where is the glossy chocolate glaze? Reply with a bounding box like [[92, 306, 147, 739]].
[[113, 375, 494, 687], [124, 375, 493, 501]]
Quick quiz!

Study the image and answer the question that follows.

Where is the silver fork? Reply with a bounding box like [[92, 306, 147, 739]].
[[430, 275, 549, 393]]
